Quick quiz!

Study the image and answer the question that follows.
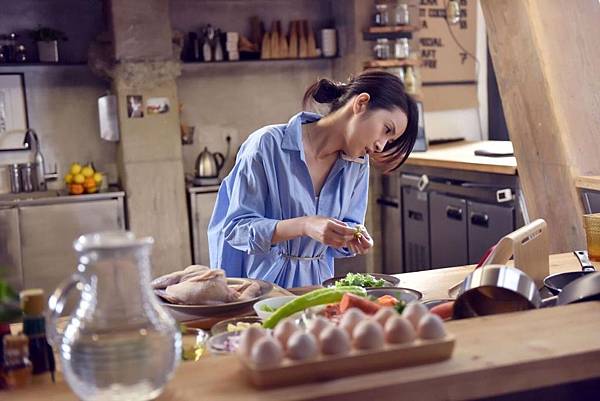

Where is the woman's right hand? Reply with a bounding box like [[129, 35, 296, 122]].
[[302, 216, 356, 248]]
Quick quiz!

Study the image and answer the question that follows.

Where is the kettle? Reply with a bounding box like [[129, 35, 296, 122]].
[[195, 147, 225, 178]]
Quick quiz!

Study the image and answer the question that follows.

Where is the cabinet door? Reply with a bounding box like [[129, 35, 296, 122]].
[[192, 192, 218, 265], [402, 186, 430, 272], [468, 201, 514, 264], [378, 198, 402, 274], [20, 200, 123, 296], [0, 207, 23, 291], [430, 192, 468, 268]]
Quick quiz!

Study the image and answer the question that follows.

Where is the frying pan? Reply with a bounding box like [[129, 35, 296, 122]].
[[543, 251, 596, 295]]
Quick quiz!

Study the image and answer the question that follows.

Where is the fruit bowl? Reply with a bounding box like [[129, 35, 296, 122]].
[[64, 162, 104, 195]]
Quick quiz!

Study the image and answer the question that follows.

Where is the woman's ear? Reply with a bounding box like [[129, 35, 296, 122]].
[[352, 92, 370, 115]]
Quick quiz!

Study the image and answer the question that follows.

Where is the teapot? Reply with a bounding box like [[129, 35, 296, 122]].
[[195, 147, 225, 178]]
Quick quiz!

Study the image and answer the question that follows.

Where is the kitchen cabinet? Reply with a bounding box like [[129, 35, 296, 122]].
[[0, 207, 23, 291], [467, 200, 514, 264], [401, 185, 430, 272], [20, 199, 124, 295], [189, 187, 219, 265], [430, 192, 468, 268]]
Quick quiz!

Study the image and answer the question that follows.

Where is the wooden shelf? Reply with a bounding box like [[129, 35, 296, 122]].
[[0, 62, 87, 67], [182, 57, 338, 72], [363, 25, 419, 40], [363, 59, 420, 69]]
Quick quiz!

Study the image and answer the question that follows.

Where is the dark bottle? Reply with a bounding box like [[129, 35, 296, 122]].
[[19, 289, 55, 379]]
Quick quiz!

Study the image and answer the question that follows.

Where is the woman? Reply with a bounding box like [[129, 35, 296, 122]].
[[208, 70, 419, 288]]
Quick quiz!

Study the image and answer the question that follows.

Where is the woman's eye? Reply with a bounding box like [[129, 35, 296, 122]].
[[385, 126, 392, 135]]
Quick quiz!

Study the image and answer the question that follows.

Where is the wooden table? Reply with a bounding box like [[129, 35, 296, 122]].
[[12, 253, 600, 401]]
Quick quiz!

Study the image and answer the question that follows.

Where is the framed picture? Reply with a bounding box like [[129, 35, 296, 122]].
[[412, 101, 428, 152], [0, 73, 29, 151]]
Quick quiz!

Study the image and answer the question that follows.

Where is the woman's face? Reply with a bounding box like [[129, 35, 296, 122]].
[[344, 94, 409, 158]]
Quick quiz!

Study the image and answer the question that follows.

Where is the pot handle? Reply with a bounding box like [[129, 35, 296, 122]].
[[214, 152, 225, 172], [47, 273, 86, 347]]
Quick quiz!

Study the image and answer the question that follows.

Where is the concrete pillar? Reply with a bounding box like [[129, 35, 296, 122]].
[[109, 0, 191, 275], [481, 0, 600, 252]]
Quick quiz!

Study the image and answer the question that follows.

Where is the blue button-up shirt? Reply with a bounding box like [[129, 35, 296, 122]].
[[208, 112, 369, 288]]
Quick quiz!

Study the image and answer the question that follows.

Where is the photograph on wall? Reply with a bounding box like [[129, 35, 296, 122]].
[[0, 73, 28, 134], [127, 95, 144, 118], [146, 97, 170, 115]]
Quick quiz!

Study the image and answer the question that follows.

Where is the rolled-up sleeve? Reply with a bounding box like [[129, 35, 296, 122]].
[[223, 153, 279, 255], [329, 162, 369, 258]]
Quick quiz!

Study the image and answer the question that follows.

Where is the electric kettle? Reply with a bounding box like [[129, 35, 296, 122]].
[[195, 147, 225, 178]]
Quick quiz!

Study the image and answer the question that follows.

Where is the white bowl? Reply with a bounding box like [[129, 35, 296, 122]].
[[253, 295, 297, 320]]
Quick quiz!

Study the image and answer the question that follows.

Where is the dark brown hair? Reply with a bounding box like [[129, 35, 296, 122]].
[[302, 70, 419, 173]]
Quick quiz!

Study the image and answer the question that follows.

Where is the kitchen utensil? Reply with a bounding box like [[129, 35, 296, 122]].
[[365, 287, 423, 303], [555, 272, 600, 305], [544, 250, 596, 295], [47, 231, 180, 401], [448, 219, 549, 297], [98, 94, 120, 142], [321, 273, 400, 289], [195, 146, 225, 178], [288, 21, 299, 58], [158, 278, 273, 316], [19, 163, 35, 192], [583, 213, 600, 261], [452, 265, 541, 319], [9, 164, 21, 193], [320, 29, 337, 57]]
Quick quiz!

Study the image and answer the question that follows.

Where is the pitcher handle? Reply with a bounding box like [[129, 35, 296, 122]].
[[47, 273, 86, 347]]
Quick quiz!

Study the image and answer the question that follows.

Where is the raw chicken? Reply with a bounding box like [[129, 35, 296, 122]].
[[151, 265, 210, 289], [165, 268, 239, 305]]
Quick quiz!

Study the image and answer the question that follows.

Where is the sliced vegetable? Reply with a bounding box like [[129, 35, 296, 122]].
[[262, 286, 366, 329], [430, 301, 454, 321], [334, 272, 386, 288], [260, 304, 278, 312], [339, 292, 381, 315], [376, 295, 399, 307]]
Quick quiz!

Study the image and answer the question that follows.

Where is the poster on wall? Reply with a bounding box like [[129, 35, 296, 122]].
[[0, 73, 28, 133], [418, 0, 478, 110]]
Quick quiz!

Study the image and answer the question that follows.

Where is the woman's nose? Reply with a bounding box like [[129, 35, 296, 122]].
[[374, 139, 387, 152]]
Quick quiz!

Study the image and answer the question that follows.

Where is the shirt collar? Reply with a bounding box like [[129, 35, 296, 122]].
[[281, 111, 322, 152]]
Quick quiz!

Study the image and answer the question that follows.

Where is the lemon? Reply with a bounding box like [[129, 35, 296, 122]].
[[64, 174, 73, 184], [73, 174, 85, 184], [81, 166, 94, 178], [70, 163, 82, 175], [93, 172, 103, 184]]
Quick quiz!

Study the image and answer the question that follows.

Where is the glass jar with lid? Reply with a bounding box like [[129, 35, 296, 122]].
[[373, 38, 391, 60], [394, 38, 410, 59], [374, 3, 390, 26], [395, 2, 410, 26]]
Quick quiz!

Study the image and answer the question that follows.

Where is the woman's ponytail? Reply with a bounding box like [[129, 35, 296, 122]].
[[302, 78, 346, 109]]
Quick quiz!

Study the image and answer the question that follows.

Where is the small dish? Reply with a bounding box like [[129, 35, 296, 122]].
[[253, 295, 297, 320], [211, 316, 263, 336], [206, 331, 242, 355], [322, 273, 400, 288], [366, 287, 423, 303]]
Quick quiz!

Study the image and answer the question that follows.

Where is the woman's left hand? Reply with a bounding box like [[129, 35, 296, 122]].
[[347, 225, 374, 255]]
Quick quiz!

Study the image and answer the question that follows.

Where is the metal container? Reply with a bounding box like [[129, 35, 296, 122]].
[[452, 264, 541, 319], [19, 163, 36, 192], [9, 164, 22, 193]]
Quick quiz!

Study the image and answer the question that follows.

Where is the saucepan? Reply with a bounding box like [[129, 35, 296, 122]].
[[452, 264, 541, 319], [543, 250, 596, 295], [541, 271, 600, 307]]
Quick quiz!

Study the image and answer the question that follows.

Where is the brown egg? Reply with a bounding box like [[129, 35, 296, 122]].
[[286, 331, 319, 361], [273, 319, 299, 349], [307, 316, 332, 339], [402, 302, 428, 329], [250, 336, 284, 368], [372, 307, 397, 327], [384, 316, 416, 344], [319, 326, 351, 355], [238, 326, 267, 357], [339, 308, 366, 336], [352, 320, 384, 350], [417, 314, 447, 340]]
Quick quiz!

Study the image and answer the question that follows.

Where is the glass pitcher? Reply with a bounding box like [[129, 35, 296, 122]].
[[48, 232, 181, 401]]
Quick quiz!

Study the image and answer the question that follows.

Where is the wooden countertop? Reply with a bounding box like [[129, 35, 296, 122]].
[[406, 140, 518, 175], [575, 176, 600, 192], [13, 253, 600, 401]]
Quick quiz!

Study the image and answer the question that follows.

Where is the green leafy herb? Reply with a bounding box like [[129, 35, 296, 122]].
[[260, 305, 279, 312], [394, 300, 407, 314], [334, 272, 386, 288]]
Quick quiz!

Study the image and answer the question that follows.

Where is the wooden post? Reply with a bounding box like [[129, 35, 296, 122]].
[[481, 0, 600, 252]]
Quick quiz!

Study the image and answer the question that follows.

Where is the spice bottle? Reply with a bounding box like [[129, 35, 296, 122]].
[[374, 38, 391, 60], [395, 2, 410, 26], [2, 334, 33, 389], [20, 289, 55, 379]]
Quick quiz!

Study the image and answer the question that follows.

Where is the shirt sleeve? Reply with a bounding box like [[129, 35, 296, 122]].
[[329, 162, 370, 258], [222, 151, 279, 255]]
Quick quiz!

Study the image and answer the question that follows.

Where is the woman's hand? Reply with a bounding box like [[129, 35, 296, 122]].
[[302, 216, 356, 248], [347, 225, 374, 255]]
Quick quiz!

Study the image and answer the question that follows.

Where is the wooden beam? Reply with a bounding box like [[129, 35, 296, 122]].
[[481, 0, 600, 252]]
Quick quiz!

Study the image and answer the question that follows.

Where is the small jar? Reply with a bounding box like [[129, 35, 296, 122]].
[[404, 66, 417, 95], [395, 2, 410, 26], [374, 38, 391, 60], [374, 3, 390, 26], [394, 38, 410, 59], [3, 334, 33, 389]]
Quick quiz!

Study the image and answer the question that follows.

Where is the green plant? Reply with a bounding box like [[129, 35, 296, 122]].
[[31, 26, 68, 42], [0, 276, 21, 323]]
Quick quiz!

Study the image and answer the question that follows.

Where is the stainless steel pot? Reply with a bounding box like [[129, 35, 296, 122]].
[[452, 264, 541, 319]]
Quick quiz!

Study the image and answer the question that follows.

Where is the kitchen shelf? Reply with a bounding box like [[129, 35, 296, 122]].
[[363, 25, 419, 40], [363, 58, 420, 69], [0, 62, 87, 67], [181, 56, 338, 71]]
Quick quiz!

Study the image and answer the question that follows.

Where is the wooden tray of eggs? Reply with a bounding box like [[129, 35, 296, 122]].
[[237, 303, 455, 388]]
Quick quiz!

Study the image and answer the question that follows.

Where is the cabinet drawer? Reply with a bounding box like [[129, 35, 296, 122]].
[[467, 201, 514, 264], [402, 186, 430, 272], [430, 192, 468, 269]]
